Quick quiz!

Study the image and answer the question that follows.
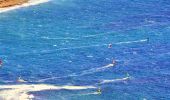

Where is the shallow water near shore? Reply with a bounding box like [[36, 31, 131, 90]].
[[0, 0, 170, 100]]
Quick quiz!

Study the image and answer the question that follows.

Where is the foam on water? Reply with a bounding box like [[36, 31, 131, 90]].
[[78, 64, 114, 76], [15, 39, 148, 56], [37, 63, 115, 82], [99, 77, 130, 84], [74, 92, 99, 96], [41, 36, 79, 40], [0, 0, 169, 99], [0, 0, 50, 13], [0, 84, 96, 100], [115, 39, 147, 45]]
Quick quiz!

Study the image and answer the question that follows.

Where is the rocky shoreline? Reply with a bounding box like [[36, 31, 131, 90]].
[[0, 0, 28, 8]]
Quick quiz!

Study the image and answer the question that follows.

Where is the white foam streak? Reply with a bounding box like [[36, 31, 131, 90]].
[[115, 39, 147, 45], [38, 64, 114, 82], [0, 0, 50, 13], [79, 64, 114, 76], [38, 39, 146, 54], [0, 84, 96, 100], [76, 92, 99, 96], [15, 39, 147, 56], [41, 36, 78, 40], [99, 77, 130, 84]]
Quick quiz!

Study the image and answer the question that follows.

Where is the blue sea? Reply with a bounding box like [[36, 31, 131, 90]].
[[0, 0, 170, 99]]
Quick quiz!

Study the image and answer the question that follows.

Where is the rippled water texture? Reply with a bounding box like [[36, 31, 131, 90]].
[[0, 0, 170, 100]]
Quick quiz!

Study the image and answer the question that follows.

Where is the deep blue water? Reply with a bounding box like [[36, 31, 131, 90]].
[[0, 0, 170, 99]]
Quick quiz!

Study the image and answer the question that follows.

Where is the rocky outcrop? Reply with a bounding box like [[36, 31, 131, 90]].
[[0, 0, 28, 8]]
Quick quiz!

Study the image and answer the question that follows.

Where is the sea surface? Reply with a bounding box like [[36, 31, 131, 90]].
[[0, 0, 170, 100]]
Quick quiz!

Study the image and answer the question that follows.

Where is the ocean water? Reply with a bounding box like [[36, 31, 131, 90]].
[[0, 0, 170, 100]]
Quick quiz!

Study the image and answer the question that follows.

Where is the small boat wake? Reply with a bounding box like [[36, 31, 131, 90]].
[[41, 36, 79, 40], [0, 0, 50, 13], [0, 84, 96, 100], [69, 76, 131, 96], [15, 39, 148, 56], [114, 39, 148, 45], [37, 63, 115, 82], [99, 76, 131, 84], [78, 64, 114, 76]]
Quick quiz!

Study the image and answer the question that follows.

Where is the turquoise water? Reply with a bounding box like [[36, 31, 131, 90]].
[[0, 0, 170, 99]]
